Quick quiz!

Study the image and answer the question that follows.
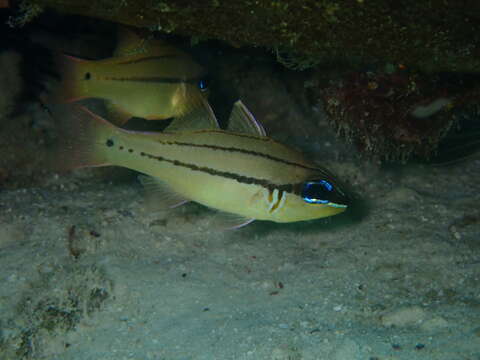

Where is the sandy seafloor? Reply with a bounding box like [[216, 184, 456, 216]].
[[2, 125, 480, 360], [1, 49, 480, 360]]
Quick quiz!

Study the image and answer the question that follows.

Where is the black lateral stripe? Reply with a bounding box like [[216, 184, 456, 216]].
[[158, 140, 322, 172], [100, 76, 201, 84], [143, 151, 299, 194], [178, 132, 340, 180], [114, 54, 182, 65]]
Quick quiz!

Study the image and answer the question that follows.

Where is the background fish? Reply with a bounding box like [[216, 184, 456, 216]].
[[45, 27, 209, 125], [51, 101, 348, 228]]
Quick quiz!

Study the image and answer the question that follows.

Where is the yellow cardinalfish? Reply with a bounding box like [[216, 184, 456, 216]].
[[45, 28, 209, 125], [52, 101, 349, 228]]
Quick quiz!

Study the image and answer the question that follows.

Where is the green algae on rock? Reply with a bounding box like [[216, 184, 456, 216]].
[[11, 0, 480, 73]]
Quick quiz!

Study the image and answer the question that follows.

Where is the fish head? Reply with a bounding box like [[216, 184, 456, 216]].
[[172, 55, 210, 96], [170, 76, 210, 116], [274, 175, 349, 222]]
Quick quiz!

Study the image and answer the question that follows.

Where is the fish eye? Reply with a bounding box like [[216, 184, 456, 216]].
[[198, 79, 208, 91], [301, 179, 334, 204]]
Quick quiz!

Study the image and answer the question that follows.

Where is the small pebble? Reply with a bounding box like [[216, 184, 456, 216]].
[[381, 306, 426, 327]]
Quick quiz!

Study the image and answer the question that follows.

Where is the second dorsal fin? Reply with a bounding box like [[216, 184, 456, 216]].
[[227, 100, 266, 136], [114, 26, 180, 58]]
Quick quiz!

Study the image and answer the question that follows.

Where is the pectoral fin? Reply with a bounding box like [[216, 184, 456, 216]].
[[138, 175, 190, 211], [208, 211, 255, 230], [227, 100, 266, 136]]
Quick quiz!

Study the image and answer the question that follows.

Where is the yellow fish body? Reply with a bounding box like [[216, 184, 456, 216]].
[[53, 101, 348, 226], [47, 28, 209, 125]]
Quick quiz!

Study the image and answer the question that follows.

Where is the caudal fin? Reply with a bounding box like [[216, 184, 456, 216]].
[[48, 104, 120, 173], [43, 53, 87, 103]]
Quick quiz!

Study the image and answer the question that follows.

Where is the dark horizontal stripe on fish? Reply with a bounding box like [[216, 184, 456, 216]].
[[114, 54, 183, 65], [100, 76, 202, 84], [142, 150, 297, 193], [159, 140, 322, 172]]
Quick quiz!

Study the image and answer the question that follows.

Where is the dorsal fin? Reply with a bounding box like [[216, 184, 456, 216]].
[[114, 26, 180, 57], [114, 26, 148, 57], [163, 89, 219, 132], [227, 100, 266, 136]]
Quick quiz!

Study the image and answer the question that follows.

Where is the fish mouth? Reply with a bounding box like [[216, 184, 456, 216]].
[[326, 189, 351, 208], [327, 202, 348, 209]]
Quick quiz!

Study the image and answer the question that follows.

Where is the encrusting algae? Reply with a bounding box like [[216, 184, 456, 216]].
[[8, 0, 480, 73]]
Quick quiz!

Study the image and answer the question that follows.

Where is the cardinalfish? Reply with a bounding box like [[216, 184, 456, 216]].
[[51, 101, 349, 228], [45, 27, 209, 125]]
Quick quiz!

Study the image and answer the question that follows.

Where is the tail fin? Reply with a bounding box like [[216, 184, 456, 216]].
[[48, 104, 120, 173], [43, 53, 86, 103]]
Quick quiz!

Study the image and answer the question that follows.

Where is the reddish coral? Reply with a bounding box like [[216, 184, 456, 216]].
[[321, 68, 479, 161]]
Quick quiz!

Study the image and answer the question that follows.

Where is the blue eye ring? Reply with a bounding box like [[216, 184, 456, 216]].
[[301, 179, 334, 204], [319, 180, 333, 191], [304, 197, 329, 204], [198, 79, 208, 91]]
